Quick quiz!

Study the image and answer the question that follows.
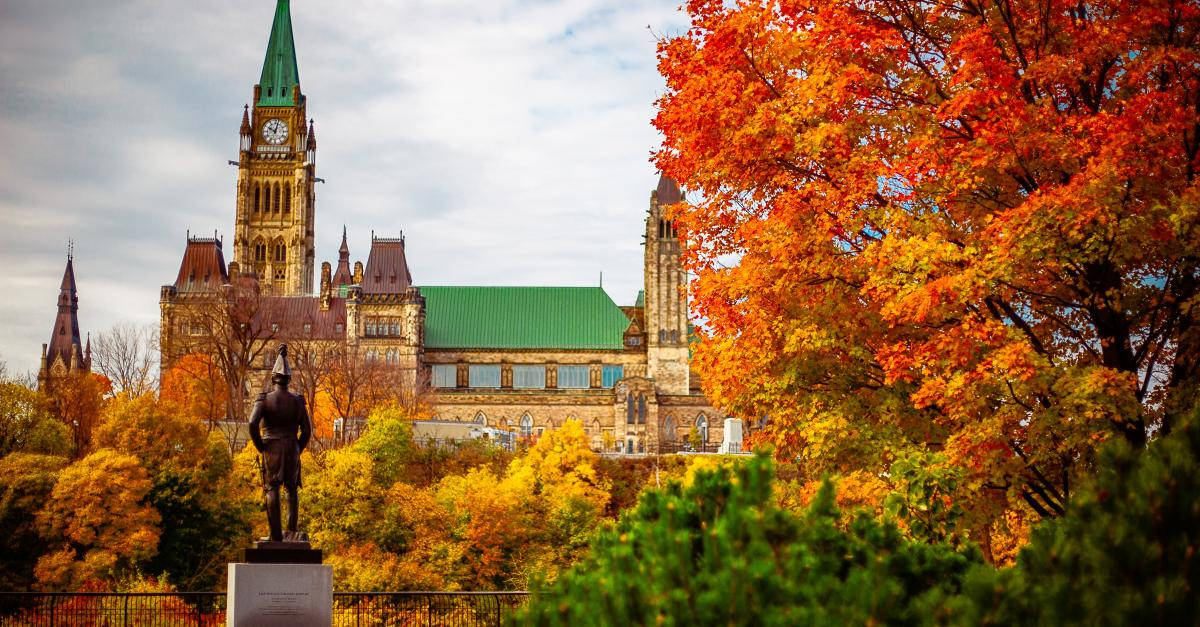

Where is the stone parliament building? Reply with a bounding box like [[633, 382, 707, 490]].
[[157, 0, 730, 455]]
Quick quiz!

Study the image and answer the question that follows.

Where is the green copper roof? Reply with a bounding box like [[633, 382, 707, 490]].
[[257, 0, 301, 106], [633, 290, 644, 307], [421, 286, 631, 350]]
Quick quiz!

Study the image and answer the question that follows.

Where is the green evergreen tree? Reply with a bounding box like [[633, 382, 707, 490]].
[[518, 455, 979, 626]]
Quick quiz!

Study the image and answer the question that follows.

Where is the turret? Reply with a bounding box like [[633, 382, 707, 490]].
[[644, 175, 690, 394], [240, 104, 252, 152], [332, 226, 353, 290]]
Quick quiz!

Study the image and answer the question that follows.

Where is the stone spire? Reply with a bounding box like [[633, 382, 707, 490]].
[[331, 225, 353, 289], [655, 174, 683, 206], [40, 249, 89, 390], [257, 0, 301, 106]]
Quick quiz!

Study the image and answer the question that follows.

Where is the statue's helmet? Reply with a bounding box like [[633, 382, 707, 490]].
[[271, 343, 291, 385]]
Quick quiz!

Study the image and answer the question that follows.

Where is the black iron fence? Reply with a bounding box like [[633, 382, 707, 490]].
[[654, 441, 725, 454], [0, 591, 529, 626]]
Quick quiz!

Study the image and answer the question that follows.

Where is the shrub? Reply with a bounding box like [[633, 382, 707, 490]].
[[518, 455, 979, 626]]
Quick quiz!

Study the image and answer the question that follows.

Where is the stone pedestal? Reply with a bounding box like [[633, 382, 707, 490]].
[[244, 540, 323, 564], [717, 418, 744, 454], [227, 563, 332, 626]]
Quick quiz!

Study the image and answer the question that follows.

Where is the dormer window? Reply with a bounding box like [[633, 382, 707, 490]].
[[303, 323, 312, 334]]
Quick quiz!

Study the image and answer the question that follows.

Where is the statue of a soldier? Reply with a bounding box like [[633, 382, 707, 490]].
[[249, 344, 312, 542]]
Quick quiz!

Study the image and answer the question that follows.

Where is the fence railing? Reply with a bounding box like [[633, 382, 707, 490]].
[[0, 591, 529, 626], [654, 441, 724, 454]]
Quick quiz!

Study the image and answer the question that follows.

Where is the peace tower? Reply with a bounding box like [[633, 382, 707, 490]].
[[233, 0, 317, 295]]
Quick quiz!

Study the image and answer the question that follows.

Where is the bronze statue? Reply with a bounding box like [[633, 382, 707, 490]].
[[249, 344, 312, 543]]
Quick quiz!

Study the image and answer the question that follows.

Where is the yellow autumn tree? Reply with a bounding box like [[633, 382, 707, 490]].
[[503, 419, 610, 511], [34, 449, 160, 590], [93, 395, 209, 475], [436, 467, 523, 589]]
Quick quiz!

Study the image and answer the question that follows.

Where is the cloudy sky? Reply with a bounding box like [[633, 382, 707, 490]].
[[0, 0, 689, 376]]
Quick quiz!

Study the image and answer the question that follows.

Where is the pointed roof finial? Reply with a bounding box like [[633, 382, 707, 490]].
[[332, 225, 354, 287], [655, 174, 683, 206], [67, 238, 74, 262], [257, 0, 301, 107], [47, 253, 83, 371]]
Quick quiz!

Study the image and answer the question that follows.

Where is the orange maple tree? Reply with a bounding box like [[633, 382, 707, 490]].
[[160, 353, 227, 431], [654, 0, 1200, 520]]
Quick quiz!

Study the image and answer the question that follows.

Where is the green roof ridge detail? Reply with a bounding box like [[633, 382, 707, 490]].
[[420, 286, 631, 350], [257, 0, 301, 106]]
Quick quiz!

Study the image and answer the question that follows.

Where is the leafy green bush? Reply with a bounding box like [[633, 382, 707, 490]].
[[517, 455, 979, 626]]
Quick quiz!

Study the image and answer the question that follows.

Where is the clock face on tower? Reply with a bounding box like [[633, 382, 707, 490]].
[[262, 119, 289, 145]]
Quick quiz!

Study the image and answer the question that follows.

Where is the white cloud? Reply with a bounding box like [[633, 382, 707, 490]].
[[0, 0, 689, 375]]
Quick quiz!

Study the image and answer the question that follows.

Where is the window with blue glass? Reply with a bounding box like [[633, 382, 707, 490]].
[[557, 365, 589, 389], [513, 365, 546, 389], [431, 364, 457, 388], [469, 365, 501, 388], [601, 365, 624, 388]]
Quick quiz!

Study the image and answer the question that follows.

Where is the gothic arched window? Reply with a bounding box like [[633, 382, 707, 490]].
[[253, 185, 261, 213], [626, 395, 635, 424], [274, 242, 286, 263], [696, 414, 709, 443], [637, 394, 647, 424], [662, 414, 676, 443], [264, 185, 272, 213], [253, 239, 266, 263], [519, 413, 533, 438], [283, 184, 291, 213], [273, 184, 281, 212]]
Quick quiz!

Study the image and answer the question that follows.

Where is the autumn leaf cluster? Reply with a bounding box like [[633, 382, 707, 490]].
[[654, 0, 1200, 537]]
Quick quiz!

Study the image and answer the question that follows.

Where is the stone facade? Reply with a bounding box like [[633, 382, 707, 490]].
[[158, 0, 732, 454]]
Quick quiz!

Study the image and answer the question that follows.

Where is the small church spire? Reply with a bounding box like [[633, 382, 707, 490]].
[[41, 250, 87, 388], [332, 225, 354, 289], [654, 174, 683, 206], [257, 0, 301, 106]]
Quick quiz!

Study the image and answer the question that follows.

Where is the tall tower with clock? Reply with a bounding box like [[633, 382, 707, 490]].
[[233, 0, 317, 295]]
